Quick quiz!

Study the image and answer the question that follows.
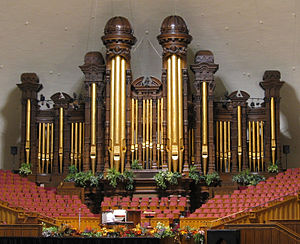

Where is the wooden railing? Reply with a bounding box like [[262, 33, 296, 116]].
[[224, 223, 300, 244], [0, 224, 42, 237], [180, 192, 300, 229]]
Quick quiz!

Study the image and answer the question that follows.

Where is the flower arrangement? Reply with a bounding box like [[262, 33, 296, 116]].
[[152, 222, 175, 239], [179, 226, 205, 244], [42, 223, 205, 242]]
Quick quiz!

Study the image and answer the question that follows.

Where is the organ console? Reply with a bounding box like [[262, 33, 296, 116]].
[[17, 16, 284, 179]]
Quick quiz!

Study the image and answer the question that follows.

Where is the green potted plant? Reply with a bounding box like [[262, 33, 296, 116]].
[[189, 165, 201, 184], [200, 171, 221, 186], [131, 159, 142, 170], [154, 170, 182, 190], [19, 163, 32, 176], [232, 169, 265, 187], [267, 161, 279, 173], [122, 169, 135, 191]]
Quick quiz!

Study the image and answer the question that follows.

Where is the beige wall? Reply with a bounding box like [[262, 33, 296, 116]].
[[0, 0, 299, 169]]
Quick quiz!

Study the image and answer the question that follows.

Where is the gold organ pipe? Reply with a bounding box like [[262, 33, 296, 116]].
[[202, 81, 208, 175], [146, 99, 149, 166], [78, 122, 82, 171], [171, 55, 178, 172], [74, 122, 78, 168], [59, 107, 63, 173], [228, 121, 231, 172], [160, 98, 164, 165], [248, 122, 252, 171], [46, 123, 50, 174], [260, 121, 264, 171], [150, 99, 153, 165], [120, 58, 126, 173], [90, 83, 97, 174], [135, 99, 138, 160], [252, 121, 256, 171], [167, 58, 172, 170], [237, 106, 242, 171], [270, 97, 276, 165], [109, 58, 115, 169], [131, 98, 135, 162], [216, 121, 219, 171], [142, 99, 146, 168], [25, 99, 31, 164], [224, 121, 227, 172], [50, 123, 54, 173], [256, 121, 260, 171], [42, 123, 46, 173], [157, 98, 161, 167], [38, 123, 41, 174], [70, 123, 74, 165], [219, 121, 223, 172], [178, 57, 183, 173]]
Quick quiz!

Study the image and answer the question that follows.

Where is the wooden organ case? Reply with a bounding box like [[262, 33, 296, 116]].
[[17, 16, 284, 186]]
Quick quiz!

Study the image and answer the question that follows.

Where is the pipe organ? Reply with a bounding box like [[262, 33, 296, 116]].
[[17, 16, 285, 179]]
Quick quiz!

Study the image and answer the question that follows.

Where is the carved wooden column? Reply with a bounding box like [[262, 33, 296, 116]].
[[157, 15, 192, 172], [229, 91, 249, 172], [17, 73, 43, 175], [260, 70, 284, 168], [79, 52, 105, 172], [191, 51, 218, 174], [102, 16, 136, 172]]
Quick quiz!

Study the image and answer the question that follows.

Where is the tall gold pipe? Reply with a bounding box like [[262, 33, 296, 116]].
[[131, 98, 135, 163], [59, 107, 63, 173], [202, 81, 208, 175], [260, 121, 264, 171], [50, 123, 54, 173], [167, 57, 172, 170], [90, 82, 97, 174], [70, 123, 74, 165], [237, 106, 242, 171], [252, 121, 256, 171], [224, 121, 228, 172], [74, 122, 78, 168], [42, 123, 46, 173], [216, 121, 219, 171], [178, 57, 183, 173], [219, 121, 223, 172], [256, 121, 260, 171], [142, 99, 146, 168], [160, 98, 164, 165], [46, 123, 50, 173], [157, 98, 161, 167], [270, 97, 276, 165], [146, 99, 149, 167], [120, 58, 126, 173], [109, 58, 115, 169], [135, 99, 138, 160], [78, 122, 82, 171], [248, 121, 252, 171], [228, 121, 231, 172], [150, 99, 153, 166], [38, 123, 41, 174], [171, 55, 178, 172], [25, 99, 31, 164]]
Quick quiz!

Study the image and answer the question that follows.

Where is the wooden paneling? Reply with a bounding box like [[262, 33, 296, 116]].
[[0, 224, 42, 237]]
